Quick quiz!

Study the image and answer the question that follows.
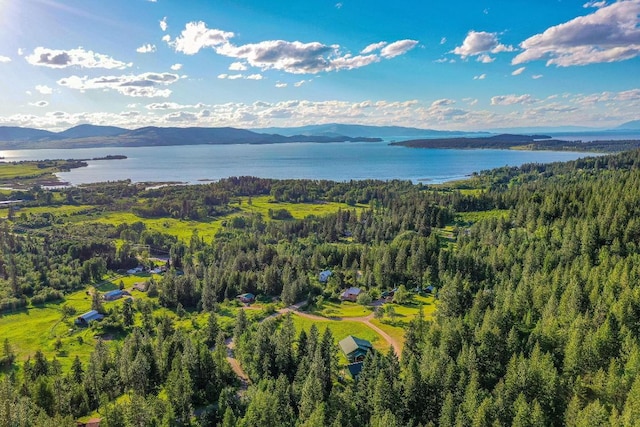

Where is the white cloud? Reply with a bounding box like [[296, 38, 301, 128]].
[[29, 101, 49, 107], [218, 73, 263, 80], [0, 56, 11, 63], [35, 85, 53, 95], [146, 102, 207, 110], [17, 48, 24, 56], [453, 31, 514, 59], [26, 47, 131, 69], [335, 3, 343, 9], [380, 40, 418, 58], [275, 82, 288, 88], [440, 37, 447, 45], [160, 17, 168, 32], [4, 88, 640, 131], [477, 54, 495, 63], [162, 35, 171, 43], [361, 42, 387, 54], [583, 1, 607, 8], [513, 1, 640, 66], [512, 67, 526, 76], [170, 21, 417, 74], [57, 72, 179, 97], [473, 73, 486, 80], [136, 44, 156, 53], [170, 63, 182, 71], [172, 21, 235, 55], [294, 79, 310, 87], [229, 61, 248, 71], [431, 98, 455, 107], [491, 94, 536, 105], [532, 74, 543, 79]]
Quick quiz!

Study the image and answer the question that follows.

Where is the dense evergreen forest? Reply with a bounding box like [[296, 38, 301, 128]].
[[1, 149, 640, 426]]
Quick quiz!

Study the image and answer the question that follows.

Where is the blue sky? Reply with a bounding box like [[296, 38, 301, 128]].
[[0, 0, 639, 131]]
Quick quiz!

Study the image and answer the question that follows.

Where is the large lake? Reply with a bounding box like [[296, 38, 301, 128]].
[[0, 141, 599, 185]]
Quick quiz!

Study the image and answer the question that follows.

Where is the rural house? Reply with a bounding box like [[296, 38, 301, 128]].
[[103, 289, 124, 301], [237, 293, 256, 304], [339, 335, 373, 363], [75, 310, 104, 326], [340, 286, 362, 302], [318, 270, 332, 283]]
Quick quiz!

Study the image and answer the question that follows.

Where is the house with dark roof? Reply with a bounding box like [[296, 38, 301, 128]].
[[237, 293, 256, 304], [346, 361, 364, 379], [75, 310, 104, 326], [103, 289, 124, 301], [340, 286, 362, 302], [339, 335, 373, 363]]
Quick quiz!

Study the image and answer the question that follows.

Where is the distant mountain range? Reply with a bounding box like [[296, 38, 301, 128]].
[[252, 123, 480, 138], [0, 125, 381, 149], [0, 120, 638, 150]]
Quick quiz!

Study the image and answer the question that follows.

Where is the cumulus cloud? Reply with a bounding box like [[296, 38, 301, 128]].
[[136, 44, 156, 53], [169, 21, 417, 74], [0, 56, 11, 63], [35, 85, 53, 95], [275, 82, 288, 88], [57, 72, 180, 97], [294, 79, 310, 87], [431, 99, 455, 107], [172, 21, 235, 55], [380, 40, 419, 58], [26, 47, 131, 69], [512, 66, 526, 75], [513, 1, 640, 66], [170, 63, 182, 71], [361, 42, 387, 54], [229, 61, 247, 71], [491, 94, 536, 105], [29, 101, 49, 107], [160, 17, 168, 31], [477, 54, 495, 63], [246, 74, 264, 80], [453, 31, 514, 59]]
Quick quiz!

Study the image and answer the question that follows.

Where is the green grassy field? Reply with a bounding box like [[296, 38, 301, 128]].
[[79, 211, 224, 243], [236, 196, 364, 220], [16, 205, 96, 216], [0, 289, 98, 369], [309, 300, 374, 318], [290, 314, 393, 362]]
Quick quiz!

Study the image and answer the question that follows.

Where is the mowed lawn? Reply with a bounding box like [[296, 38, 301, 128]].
[[309, 300, 374, 318]]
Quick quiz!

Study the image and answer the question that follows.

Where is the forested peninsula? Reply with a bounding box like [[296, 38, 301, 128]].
[[390, 133, 640, 152], [1, 150, 640, 426]]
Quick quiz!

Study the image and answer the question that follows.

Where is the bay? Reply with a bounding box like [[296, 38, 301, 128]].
[[0, 141, 595, 185]]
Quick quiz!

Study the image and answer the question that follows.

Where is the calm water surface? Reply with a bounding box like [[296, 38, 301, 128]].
[[0, 141, 596, 185]]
